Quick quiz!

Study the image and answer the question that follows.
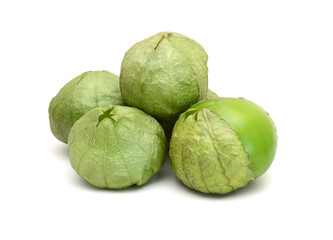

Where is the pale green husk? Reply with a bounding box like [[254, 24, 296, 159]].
[[169, 109, 255, 194], [49, 71, 126, 143], [120, 32, 208, 122], [206, 89, 219, 99], [68, 105, 167, 189], [160, 89, 218, 140]]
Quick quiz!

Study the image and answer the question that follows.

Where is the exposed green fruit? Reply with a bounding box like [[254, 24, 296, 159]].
[[120, 32, 208, 122], [170, 97, 277, 194], [68, 105, 167, 189], [49, 71, 126, 143], [189, 97, 278, 178]]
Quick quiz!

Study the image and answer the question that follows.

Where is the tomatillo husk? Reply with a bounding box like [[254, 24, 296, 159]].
[[169, 97, 277, 194]]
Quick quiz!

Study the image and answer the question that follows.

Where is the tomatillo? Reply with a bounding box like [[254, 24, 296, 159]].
[[120, 32, 208, 123], [49, 71, 126, 143], [169, 97, 277, 194], [69, 105, 167, 189]]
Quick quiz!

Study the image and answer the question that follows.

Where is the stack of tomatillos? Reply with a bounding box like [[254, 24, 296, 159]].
[[49, 32, 277, 194]]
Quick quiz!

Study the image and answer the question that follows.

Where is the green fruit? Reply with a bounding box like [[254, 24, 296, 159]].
[[68, 105, 167, 189], [190, 97, 277, 178], [169, 97, 277, 194], [49, 71, 126, 143], [160, 89, 219, 141], [120, 32, 208, 122]]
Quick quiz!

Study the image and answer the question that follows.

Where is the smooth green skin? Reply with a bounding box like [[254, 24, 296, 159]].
[[188, 97, 278, 178], [68, 105, 167, 189], [120, 32, 208, 122], [170, 108, 255, 194], [49, 71, 126, 143]]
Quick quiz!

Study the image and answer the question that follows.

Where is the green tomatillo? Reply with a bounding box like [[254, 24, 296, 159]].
[[120, 32, 208, 123], [49, 70, 126, 143], [169, 97, 277, 194], [160, 88, 218, 141], [68, 105, 167, 189]]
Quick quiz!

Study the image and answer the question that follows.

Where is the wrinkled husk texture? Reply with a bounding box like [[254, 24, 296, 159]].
[[170, 109, 255, 194], [49, 71, 125, 143], [68, 105, 167, 189], [120, 32, 208, 123]]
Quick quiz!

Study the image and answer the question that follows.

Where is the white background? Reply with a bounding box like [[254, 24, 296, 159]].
[[1, 0, 332, 239]]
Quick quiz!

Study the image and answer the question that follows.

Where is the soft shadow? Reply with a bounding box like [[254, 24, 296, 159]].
[[173, 173, 272, 199], [69, 173, 149, 193], [148, 156, 175, 184], [50, 143, 69, 160], [67, 150, 271, 197]]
